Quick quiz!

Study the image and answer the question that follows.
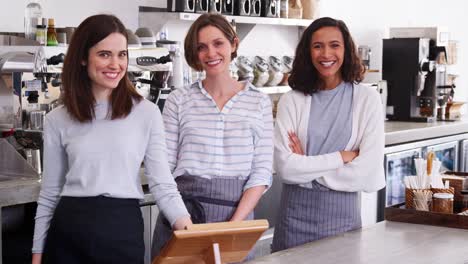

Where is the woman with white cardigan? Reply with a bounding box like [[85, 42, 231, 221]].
[[271, 17, 386, 252]]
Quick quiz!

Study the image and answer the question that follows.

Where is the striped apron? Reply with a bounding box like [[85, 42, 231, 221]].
[[271, 181, 361, 252], [151, 176, 253, 258]]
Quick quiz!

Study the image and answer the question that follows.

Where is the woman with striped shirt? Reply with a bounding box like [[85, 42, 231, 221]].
[[151, 14, 274, 258], [272, 17, 386, 251]]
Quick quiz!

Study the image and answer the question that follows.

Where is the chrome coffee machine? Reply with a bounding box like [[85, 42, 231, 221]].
[[383, 38, 446, 122], [128, 47, 173, 112], [0, 46, 65, 175], [0, 46, 65, 131]]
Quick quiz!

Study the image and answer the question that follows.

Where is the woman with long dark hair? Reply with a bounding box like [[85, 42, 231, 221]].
[[31, 14, 191, 264], [272, 17, 385, 251]]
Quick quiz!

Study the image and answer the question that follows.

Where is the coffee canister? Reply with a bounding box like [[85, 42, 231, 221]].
[[235, 0, 251, 16], [222, 0, 234, 14], [262, 0, 280, 17], [167, 0, 195, 12], [250, 0, 262, 16], [195, 0, 210, 13], [209, 0, 222, 13]]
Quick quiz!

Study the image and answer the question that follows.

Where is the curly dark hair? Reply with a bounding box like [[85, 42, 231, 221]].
[[288, 17, 365, 95]]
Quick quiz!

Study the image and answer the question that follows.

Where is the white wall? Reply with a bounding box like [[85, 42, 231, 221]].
[[0, 0, 140, 31], [318, 0, 467, 103], [2, 1, 465, 103]]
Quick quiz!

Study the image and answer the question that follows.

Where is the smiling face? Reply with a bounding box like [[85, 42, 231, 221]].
[[196, 25, 237, 77], [85, 32, 128, 99], [310, 26, 345, 89]]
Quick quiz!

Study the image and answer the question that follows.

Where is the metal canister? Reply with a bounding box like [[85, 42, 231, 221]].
[[25, 148, 41, 174], [29, 110, 46, 130]]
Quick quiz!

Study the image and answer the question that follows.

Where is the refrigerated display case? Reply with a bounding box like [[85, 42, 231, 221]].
[[377, 133, 468, 221], [384, 148, 421, 207], [424, 141, 459, 172], [459, 139, 468, 172]]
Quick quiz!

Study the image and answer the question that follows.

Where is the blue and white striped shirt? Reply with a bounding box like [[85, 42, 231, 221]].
[[162, 80, 273, 190]]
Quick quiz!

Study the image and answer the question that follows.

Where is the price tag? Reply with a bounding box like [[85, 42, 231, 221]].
[[24, 80, 42, 92]]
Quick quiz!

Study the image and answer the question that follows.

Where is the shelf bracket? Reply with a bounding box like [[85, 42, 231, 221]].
[[232, 20, 255, 41]]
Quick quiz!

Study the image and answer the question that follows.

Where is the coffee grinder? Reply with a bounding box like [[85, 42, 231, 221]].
[[383, 37, 447, 122]]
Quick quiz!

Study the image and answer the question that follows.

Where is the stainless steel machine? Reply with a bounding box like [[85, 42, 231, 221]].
[[0, 46, 173, 176], [383, 27, 453, 122]]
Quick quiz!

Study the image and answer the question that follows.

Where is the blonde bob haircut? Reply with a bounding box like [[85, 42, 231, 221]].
[[184, 13, 238, 72]]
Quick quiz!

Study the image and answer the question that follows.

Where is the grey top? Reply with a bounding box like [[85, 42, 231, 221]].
[[302, 82, 353, 188], [306, 81, 353, 156], [32, 99, 189, 253]]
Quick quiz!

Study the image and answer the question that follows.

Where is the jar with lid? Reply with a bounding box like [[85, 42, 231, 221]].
[[266, 56, 284, 86], [253, 56, 270, 87], [432, 193, 454, 214], [24, 0, 42, 40], [229, 61, 239, 81], [236, 56, 254, 82], [279, 55, 293, 85]]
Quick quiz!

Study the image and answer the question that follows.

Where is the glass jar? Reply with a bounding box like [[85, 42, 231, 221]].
[[24, 0, 42, 40], [266, 56, 284, 86], [432, 193, 454, 214], [236, 56, 254, 82], [253, 56, 269, 87]]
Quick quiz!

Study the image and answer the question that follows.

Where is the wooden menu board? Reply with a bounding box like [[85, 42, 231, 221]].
[[152, 219, 269, 264]]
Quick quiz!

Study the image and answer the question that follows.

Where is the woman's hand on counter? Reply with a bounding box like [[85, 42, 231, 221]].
[[32, 253, 42, 264], [172, 216, 193, 230], [288, 131, 304, 155], [340, 150, 359, 164]]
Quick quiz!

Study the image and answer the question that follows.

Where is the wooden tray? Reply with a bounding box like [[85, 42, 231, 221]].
[[385, 203, 468, 230], [153, 219, 269, 264]]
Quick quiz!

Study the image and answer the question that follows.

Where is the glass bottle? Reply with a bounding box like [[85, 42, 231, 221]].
[[24, 0, 42, 40], [47, 18, 58, 46], [35, 18, 47, 46]]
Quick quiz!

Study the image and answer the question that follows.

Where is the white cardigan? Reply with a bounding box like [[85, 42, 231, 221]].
[[274, 84, 386, 193]]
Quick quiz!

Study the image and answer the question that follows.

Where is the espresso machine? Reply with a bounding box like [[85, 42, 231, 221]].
[[384, 27, 453, 122], [128, 47, 173, 112], [383, 37, 448, 122], [0, 45, 66, 176]]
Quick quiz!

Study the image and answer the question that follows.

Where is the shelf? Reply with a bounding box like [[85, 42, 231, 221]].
[[258, 86, 291, 94], [174, 12, 313, 27], [139, 8, 312, 40]]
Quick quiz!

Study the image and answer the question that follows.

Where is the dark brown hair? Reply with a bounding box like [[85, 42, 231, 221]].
[[184, 13, 238, 72], [61, 14, 142, 122], [288, 17, 365, 95]]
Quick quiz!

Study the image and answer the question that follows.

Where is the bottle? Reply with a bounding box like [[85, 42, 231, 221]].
[[47, 18, 58, 46], [35, 18, 47, 45], [24, 0, 42, 40]]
